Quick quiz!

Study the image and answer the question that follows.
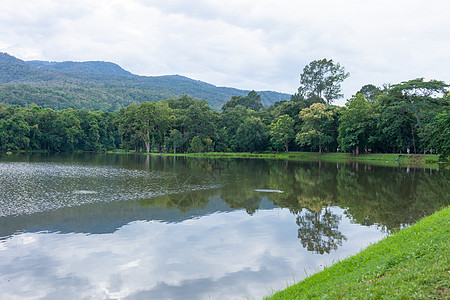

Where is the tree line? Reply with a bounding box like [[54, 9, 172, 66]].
[[1, 59, 449, 160]]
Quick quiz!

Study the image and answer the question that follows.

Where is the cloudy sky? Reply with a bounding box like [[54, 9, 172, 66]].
[[1, 207, 386, 299], [1, 0, 449, 105]]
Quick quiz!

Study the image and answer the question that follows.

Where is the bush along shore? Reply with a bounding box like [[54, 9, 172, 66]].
[[264, 206, 450, 299]]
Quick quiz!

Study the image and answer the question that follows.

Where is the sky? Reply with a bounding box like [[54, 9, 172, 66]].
[[1, 0, 449, 106], [0, 207, 386, 299]]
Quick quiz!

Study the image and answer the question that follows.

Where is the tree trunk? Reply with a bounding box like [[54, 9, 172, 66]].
[[145, 130, 151, 153], [144, 140, 150, 153]]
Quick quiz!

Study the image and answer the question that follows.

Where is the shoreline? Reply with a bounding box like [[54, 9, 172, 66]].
[[139, 151, 443, 169], [264, 206, 450, 299], [3, 150, 445, 168]]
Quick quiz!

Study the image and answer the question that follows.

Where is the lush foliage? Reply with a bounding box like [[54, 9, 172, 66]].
[[296, 58, 350, 106], [1, 79, 449, 161], [0, 104, 119, 152], [221, 90, 264, 111], [296, 103, 339, 153], [0, 53, 448, 160]]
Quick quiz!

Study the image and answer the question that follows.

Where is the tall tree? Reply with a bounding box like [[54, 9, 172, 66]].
[[298, 58, 349, 106], [220, 105, 253, 151], [53, 109, 82, 152], [357, 84, 382, 103], [116, 104, 141, 151], [424, 109, 449, 161], [222, 90, 264, 111], [391, 78, 448, 131], [379, 78, 448, 153], [269, 115, 295, 152], [235, 116, 269, 152], [0, 110, 30, 151], [167, 129, 184, 154], [296, 103, 338, 153], [136, 101, 172, 153], [338, 94, 376, 154]]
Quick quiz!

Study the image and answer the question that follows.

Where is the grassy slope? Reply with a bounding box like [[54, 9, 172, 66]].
[[265, 206, 450, 299]]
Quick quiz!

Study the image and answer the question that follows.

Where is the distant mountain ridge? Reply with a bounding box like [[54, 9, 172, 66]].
[[27, 60, 133, 76], [0, 52, 291, 111]]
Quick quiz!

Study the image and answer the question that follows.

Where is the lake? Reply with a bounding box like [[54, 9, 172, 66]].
[[0, 153, 448, 299]]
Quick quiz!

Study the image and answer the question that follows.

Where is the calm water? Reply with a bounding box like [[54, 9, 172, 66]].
[[0, 153, 448, 299]]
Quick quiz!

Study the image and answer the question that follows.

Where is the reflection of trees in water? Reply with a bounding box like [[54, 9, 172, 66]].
[[135, 156, 449, 252], [296, 208, 347, 254], [292, 165, 337, 212], [336, 166, 450, 231], [269, 163, 345, 254], [139, 189, 214, 213]]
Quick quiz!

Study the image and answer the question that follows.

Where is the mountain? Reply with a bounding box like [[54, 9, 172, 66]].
[[27, 60, 133, 76], [0, 53, 291, 111]]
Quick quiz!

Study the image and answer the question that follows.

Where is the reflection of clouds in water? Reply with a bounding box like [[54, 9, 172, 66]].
[[0, 207, 386, 300]]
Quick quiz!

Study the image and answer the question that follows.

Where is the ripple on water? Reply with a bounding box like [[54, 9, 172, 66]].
[[0, 162, 221, 217]]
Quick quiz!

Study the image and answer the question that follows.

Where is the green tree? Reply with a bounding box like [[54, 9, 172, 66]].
[[77, 110, 101, 151], [235, 116, 269, 152], [189, 136, 205, 153], [0, 110, 30, 151], [298, 58, 349, 106], [166, 129, 184, 154], [116, 104, 141, 151], [269, 115, 295, 152], [222, 90, 264, 111], [296, 103, 338, 153], [338, 94, 375, 154], [35, 108, 60, 151], [390, 78, 449, 152], [53, 109, 82, 151], [373, 79, 448, 153], [424, 110, 450, 161], [220, 105, 253, 151], [183, 100, 218, 141], [135, 101, 172, 153], [357, 84, 382, 103]]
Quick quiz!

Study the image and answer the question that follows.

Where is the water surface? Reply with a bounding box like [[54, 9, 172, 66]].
[[0, 153, 448, 299]]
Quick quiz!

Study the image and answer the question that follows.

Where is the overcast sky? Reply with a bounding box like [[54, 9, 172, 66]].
[[1, 0, 449, 105]]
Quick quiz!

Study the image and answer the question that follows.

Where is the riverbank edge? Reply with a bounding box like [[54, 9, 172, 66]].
[[3, 150, 444, 169], [264, 206, 450, 299], [135, 151, 443, 168]]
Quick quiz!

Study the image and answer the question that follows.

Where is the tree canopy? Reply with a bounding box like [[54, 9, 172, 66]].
[[0, 65, 448, 161], [297, 58, 349, 106], [221, 90, 264, 111]]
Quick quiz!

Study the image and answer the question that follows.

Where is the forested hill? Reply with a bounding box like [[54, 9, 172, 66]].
[[26, 60, 133, 76], [0, 52, 290, 111]]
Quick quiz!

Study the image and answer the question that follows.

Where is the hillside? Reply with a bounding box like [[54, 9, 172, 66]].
[[0, 53, 291, 111]]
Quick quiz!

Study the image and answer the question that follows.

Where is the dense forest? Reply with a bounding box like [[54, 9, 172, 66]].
[[0, 58, 449, 160], [0, 52, 289, 110]]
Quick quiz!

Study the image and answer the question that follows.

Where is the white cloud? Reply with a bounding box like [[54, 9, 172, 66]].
[[1, 0, 449, 105], [0, 207, 386, 299]]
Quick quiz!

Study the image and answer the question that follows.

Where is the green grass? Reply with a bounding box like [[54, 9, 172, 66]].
[[264, 206, 450, 300], [146, 151, 442, 168]]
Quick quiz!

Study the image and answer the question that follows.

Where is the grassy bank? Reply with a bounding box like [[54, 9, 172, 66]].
[[264, 206, 450, 299], [142, 151, 442, 168]]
